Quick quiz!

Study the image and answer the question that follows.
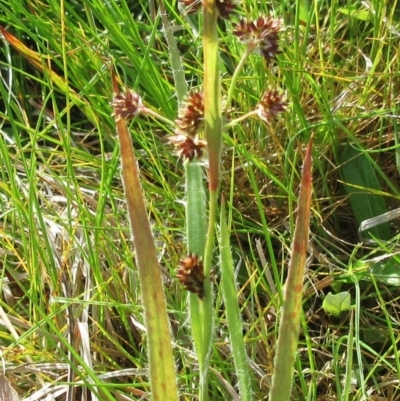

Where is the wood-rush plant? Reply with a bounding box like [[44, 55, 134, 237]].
[[111, 1, 312, 400]]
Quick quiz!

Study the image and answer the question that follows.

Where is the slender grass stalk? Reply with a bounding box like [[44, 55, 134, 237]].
[[269, 139, 313, 401], [158, 0, 188, 103], [200, 1, 223, 399], [342, 310, 354, 401], [111, 74, 178, 401], [185, 161, 208, 365], [352, 275, 367, 398], [225, 47, 252, 113], [203, 0, 223, 192], [0, 26, 98, 126], [199, 190, 217, 401], [219, 195, 253, 401]]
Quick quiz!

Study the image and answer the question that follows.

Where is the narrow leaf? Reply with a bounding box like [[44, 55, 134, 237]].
[[186, 161, 208, 363], [0, 26, 98, 125], [341, 145, 390, 241], [219, 195, 253, 401], [112, 74, 178, 401], [269, 139, 313, 401]]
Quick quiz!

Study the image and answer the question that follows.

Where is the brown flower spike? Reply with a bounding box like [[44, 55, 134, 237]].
[[216, 0, 238, 19], [175, 92, 204, 138], [170, 91, 207, 161], [169, 134, 207, 161], [176, 254, 205, 299], [233, 16, 283, 61], [257, 90, 288, 122], [111, 89, 146, 121]]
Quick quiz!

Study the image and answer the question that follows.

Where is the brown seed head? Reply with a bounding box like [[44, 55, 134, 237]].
[[256, 90, 287, 122], [233, 16, 283, 61], [175, 92, 204, 138], [176, 254, 205, 299], [216, 0, 238, 19], [111, 89, 144, 121], [168, 134, 207, 161]]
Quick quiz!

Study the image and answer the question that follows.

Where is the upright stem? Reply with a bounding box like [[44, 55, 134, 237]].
[[203, 0, 223, 192], [200, 1, 223, 400]]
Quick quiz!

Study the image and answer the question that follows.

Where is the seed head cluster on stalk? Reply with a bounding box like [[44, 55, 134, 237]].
[[111, 4, 288, 299], [233, 16, 283, 61], [111, 89, 147, 121], [257, 90, 288, 122], [169, 92, 207, 161], [110, 2, 292, 400]]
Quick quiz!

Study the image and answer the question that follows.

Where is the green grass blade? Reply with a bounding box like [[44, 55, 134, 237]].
[[185, 160, 208, 364], [219, 195, 253, 401], [342, 312, 354, 401], [341, 144, 390, 240], [159, 1, 188, 102]]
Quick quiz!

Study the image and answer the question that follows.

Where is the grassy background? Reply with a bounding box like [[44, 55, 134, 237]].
[[0, 0, 400, 400]]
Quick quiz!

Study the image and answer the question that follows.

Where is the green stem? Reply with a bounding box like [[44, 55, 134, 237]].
[[226, 110, 258, 128], [185, 161, 207, 365], [144, 108, 175, 127], [203, 0, 222, 192], [200, 1, 222, 399], [199, 189, 217, 401], [225, 47, 253, 113]]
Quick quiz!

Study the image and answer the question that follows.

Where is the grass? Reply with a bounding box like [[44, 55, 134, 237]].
[[1, 0, 400, 400]]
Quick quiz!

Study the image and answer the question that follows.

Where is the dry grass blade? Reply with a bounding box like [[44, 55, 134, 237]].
[[0, 374, 20, 401]]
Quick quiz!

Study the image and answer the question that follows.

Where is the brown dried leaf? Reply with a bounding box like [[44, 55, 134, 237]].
[[0, 374, 20, 401]]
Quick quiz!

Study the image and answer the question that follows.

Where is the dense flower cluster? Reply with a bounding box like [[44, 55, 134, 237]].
[[170, 92, 206, 161], [216, 0, 237, 19], [168, 134, 207, 160], [111, 89, 145, 121], [233, 16, 283, 61], [175, 92, 204, 137], [176, 254, 205, 299], [256, 90, 287, 122]]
